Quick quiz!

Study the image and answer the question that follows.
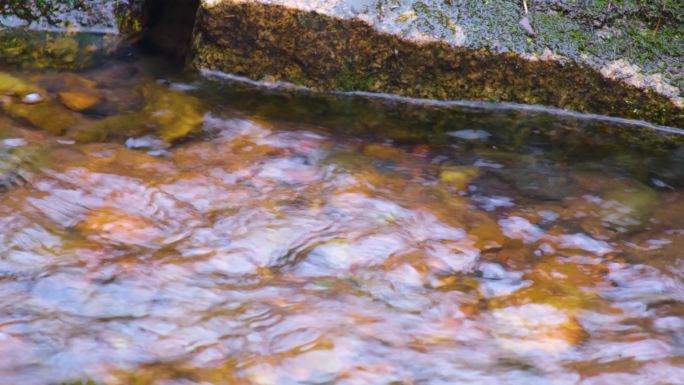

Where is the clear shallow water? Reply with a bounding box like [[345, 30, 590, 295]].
[[0, 42, 683, 385]]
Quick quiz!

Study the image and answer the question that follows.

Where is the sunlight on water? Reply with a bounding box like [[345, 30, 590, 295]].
[[0, 34, 683, 385]]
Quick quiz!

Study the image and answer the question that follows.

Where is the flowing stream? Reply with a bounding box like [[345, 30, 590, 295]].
[[0, 32, 683, 385]]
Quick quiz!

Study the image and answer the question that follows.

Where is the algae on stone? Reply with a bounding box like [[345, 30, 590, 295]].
[[0, 72, 82, 135], [3, 100, 81, 136], [191, 0, 684, 128], [439, 165, 479, 190], [0, 72, 36, 96], [0, 30, 116, 70], [142, 84, 205, 142], [72, 82, 204, 143]]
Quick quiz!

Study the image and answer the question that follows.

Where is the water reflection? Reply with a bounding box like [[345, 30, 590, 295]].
[[0, 53, 682, 385]]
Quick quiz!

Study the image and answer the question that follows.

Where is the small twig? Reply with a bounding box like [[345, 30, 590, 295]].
[[522, 0, 529, 15], [653, 1, 665, 36]]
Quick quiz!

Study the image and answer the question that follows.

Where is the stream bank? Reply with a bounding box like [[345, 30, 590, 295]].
[[2, 0, 684, 130]]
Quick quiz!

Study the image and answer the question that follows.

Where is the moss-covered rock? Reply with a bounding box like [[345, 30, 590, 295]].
[[190, 0, 684, 129]]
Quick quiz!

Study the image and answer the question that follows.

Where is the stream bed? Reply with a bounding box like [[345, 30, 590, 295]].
[[0, 32, 684, 385]]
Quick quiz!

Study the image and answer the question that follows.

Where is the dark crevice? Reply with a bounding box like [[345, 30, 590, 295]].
[[139, 0, 200, 59]]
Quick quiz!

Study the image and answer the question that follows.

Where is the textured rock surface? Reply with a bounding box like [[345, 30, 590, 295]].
[[0, 1, 119, 32], [0, 0, 149, 41], [191, 0, 684, 128]]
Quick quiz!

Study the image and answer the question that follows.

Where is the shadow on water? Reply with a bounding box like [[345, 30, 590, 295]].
[[169, 63, 684, 188]]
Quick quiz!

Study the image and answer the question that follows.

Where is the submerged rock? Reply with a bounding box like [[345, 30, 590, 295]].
[[58, 91, 102, 112], [490, 303, 584, 354], [44, 37, 80, 63], [572, 172, 660, 232], [0, 72, 35, 96], [77, 207, 164, 248], [0, 30, 112, 71], [484, 255, 613, 353], [3, 101, 81, 136], [439, 165, 479, 190], [0, 70, 202, 143], [0, 126, 51, 192], [447, 129, 491, 141], [72, 82, 204, 143], [33, 72, 99, 93], [142, 84, 205, 142], [0, 73, 82, 135], [362, 143, 409, 162], [477, 152, 575, 200], [509, 169, 574, 201], [600, 181, 659, 233]]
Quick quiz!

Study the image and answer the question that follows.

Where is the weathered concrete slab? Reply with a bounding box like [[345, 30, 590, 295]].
[[190, 0, 684, 128]]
